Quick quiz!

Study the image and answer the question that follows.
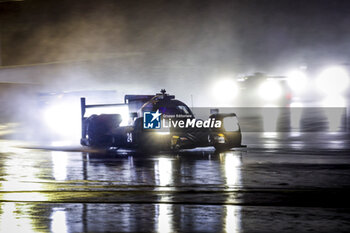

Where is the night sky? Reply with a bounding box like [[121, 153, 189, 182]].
[[1, 0, 350, 94]]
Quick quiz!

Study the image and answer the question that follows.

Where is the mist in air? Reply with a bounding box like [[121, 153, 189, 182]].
[[0, 0, 350, 106]]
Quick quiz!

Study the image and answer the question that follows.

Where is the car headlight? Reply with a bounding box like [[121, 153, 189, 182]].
[[223, 116, 240, 131], [43, 104, 81, 138], [316, 67, 349, 95], [212, 78, 239, 102], [258, 80, 282, 101], [287, 70, 307, 93]]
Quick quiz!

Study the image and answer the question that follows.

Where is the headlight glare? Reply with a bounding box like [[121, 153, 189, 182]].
[[316, 67, 349, 95], [287, 70, 307, 93], [258, 80, 282, 101], [212, 78, 239, 102]]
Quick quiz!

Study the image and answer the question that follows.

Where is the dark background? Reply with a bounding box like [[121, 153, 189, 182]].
[[1, 0, 350, 71], [1, 0, 350, 104]]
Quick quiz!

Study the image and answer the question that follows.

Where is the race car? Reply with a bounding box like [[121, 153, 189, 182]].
[[80, 89, 244, 152]]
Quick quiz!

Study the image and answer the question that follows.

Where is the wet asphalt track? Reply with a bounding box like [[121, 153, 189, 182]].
[[0, 130, 350, 232], [0, 106, 350, 232]]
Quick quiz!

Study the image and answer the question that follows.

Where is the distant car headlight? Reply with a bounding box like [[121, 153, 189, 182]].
[[212, 78, 239, 102], [287, 70, 307, 93], [223, 116, 240, 131], [258, 80, 282, 101], [316, 67, 349, 95]]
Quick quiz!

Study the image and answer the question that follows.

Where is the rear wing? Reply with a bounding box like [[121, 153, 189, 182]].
[[80, 95, 158, 139], [81, 91, 174, 139]]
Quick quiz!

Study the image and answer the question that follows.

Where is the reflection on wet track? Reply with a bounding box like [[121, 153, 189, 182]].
[[0, 133, 350, 231]]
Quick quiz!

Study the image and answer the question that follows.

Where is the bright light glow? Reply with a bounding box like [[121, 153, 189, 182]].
[[1, 142, 45, 192], [225, 205, 241, 233], [155, 158, 173, 186], [43, 103, 81, 138], [0, 140, 30, 154], [287, 70, 307, 93], [223, 152, 241, 186], [1, 192, 48, 202], [52, 151, 68, 181], [263, 132, 278, 138], [50, 141, 72, 147], [212, 78, 239, 102], [0, 140, 49, 202], [0, 203, 36, 233], [258, 80, 282, 101], [51, 209, 68, 233], [156, 158, 174, 232], [157, 204, 173, 233], [290, 102, 303, 108], [222, 152, 242, 233], [316, 66, 349, 95], [156, 132, 170, 135]]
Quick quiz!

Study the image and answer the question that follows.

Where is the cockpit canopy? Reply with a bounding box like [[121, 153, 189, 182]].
[[139, 92, 193, 118]]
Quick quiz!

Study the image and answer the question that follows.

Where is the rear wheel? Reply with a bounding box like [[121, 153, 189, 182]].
[[86, 114, 121, 147]]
